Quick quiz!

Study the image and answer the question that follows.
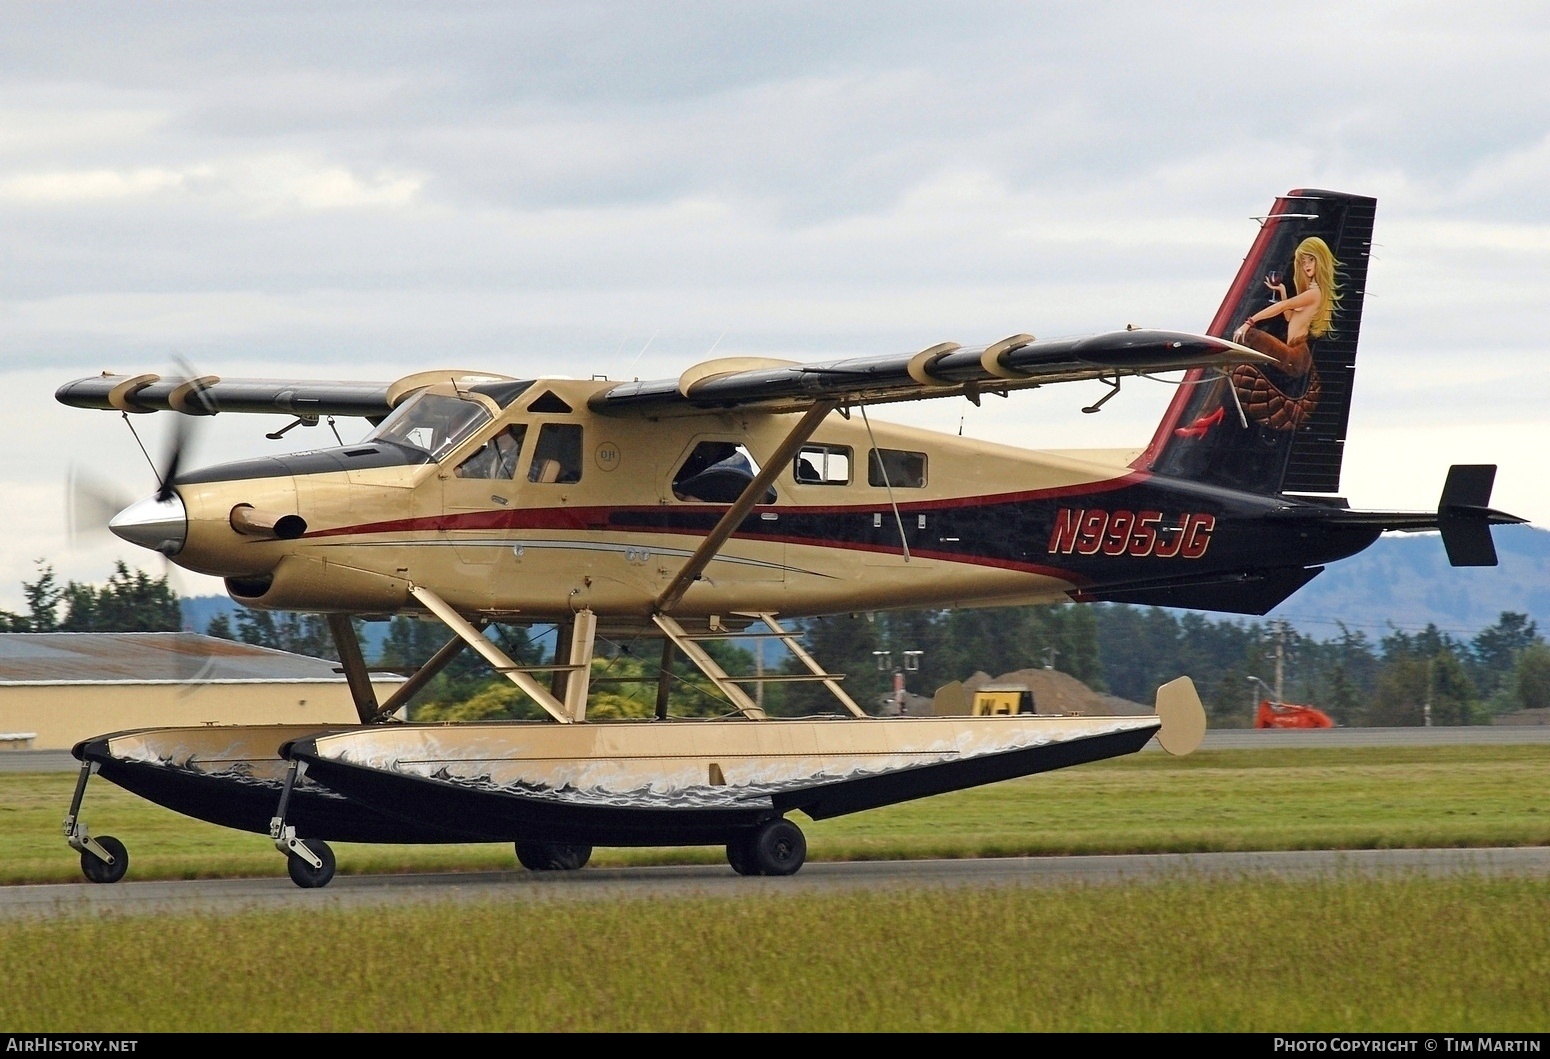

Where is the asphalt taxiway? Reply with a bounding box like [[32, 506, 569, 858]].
[[5, 846, 1548, 919]]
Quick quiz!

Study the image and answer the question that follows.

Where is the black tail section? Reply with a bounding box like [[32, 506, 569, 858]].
[[1142, 190, 1376, 497], [1438, 464, 1507, 567]]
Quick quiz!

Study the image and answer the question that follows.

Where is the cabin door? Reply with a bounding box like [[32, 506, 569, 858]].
[[441, 423, 529, 566]]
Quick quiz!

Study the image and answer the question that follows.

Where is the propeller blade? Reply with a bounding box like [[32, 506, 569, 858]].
[[155, 356, 206, 502], [155, 415, 190, 503], [67, 465, 137, 546]]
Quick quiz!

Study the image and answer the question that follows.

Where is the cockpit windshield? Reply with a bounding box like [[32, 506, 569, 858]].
[[367, 392, 493, 461]]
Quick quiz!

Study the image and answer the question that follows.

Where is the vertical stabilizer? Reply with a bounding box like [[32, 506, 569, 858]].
[[1141, 190, 1376, 496]]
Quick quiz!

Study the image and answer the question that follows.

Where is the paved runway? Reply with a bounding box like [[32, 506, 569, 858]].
[[6, 847, 1548, 919], [4, 724, 1548, 774]]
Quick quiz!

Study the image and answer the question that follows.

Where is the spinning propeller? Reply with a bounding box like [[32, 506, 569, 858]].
[[155, 400, 196, 504], [66, 466, 137, 548], [67, 358, 209, 573]]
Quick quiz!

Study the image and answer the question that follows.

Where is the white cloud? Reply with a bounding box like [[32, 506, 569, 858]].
[[0, 156, 422, 211], [0, 166, 189, 202]]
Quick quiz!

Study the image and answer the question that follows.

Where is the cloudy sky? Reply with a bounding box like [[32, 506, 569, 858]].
[[2, 2, 1547, 609]]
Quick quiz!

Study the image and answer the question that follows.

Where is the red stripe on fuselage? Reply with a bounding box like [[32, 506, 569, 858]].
[[303, 472, 1148, 539]]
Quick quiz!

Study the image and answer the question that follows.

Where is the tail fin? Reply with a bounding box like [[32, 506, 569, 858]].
[[1141, 189, 1376, 496]]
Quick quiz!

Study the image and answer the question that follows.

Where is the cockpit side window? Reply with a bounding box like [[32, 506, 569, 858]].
[[454, 425, 528, 480], [528, 423, 584, 484], [368, 392, 494, 462], [673, 441, 776, 504]]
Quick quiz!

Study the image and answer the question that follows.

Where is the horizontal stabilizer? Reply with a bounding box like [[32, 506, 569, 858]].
[[1273, 464, 1525, 569], [1438, 464, 1513, 567], [1440, 463, 1496, 510]]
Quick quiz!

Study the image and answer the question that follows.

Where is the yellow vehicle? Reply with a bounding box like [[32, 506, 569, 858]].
[[972, 684, 1037, 716]]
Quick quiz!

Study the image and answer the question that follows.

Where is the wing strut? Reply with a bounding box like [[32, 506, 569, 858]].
[[326, 615, 380, 724], [407, 583, 576, 723], [654, 401, 837, 614]]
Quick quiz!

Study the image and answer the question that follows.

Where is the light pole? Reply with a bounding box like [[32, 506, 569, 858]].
[[1423, 656, 1434, 727], [875, 649, 925, 714]]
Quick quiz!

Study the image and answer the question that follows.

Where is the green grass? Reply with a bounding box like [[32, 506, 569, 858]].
[[5, 745, 1548, 884], [3, 876, 1547, 1031]]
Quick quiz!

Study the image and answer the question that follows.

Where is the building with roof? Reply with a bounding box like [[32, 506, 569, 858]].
[[0, 633, 405, 750]]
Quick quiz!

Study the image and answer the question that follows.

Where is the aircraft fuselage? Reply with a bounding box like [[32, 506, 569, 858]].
[[160, 377, 1377, 620]]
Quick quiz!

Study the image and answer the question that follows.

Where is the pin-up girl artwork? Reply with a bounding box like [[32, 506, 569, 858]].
[[1175, 236, 1341, 437]]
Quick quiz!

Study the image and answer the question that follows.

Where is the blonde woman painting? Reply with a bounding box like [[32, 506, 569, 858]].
[[1175, 235, 1340, 437], [1232, 236, 1341, 379]]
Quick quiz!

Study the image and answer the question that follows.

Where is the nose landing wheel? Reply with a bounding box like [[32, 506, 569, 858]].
[[64, 760, 129, 884], [285, 839, 336, 889], [79, 835, 129, 884]]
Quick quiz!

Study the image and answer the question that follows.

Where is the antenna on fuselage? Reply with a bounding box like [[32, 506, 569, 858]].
[[627, 330, 659, 376]]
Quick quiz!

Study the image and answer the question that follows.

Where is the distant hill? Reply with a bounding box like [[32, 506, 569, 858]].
[[1265, 524, 1550, 638]]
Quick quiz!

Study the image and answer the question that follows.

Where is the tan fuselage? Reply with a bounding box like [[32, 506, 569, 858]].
[[174, 378, 1140, 621]]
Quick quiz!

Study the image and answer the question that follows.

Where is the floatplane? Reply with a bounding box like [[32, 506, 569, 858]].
[[54, 189, 1520, 885]]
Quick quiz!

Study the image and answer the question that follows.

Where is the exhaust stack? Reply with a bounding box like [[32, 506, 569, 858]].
[[229, 505, 308, 541]]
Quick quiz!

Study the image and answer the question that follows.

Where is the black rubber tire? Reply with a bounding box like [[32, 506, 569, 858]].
[[750, 818, 806, 877], [726, 833, 760, 875], [286, 839, 336, 889], [515, 841, 593, 871], [80, 835, 129, 884]]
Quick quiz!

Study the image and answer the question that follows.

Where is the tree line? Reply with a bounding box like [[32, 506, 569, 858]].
[[3, 563, 1546, 725], [764, 604, 1548, 726]]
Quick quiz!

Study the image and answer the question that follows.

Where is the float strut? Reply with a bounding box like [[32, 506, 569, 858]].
[[269, 759, 322, 869], [62, 760, 114, 864], [655, 639, 675, 720]]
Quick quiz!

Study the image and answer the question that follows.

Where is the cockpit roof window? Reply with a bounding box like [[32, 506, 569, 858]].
[[528, 390, 573, 414], [470, 380, 535, 408], [366, 392, 493, 462]]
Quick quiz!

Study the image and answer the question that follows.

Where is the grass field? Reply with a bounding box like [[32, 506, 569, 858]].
[[4, 876, 1547, 1031], [5, 745, 1548, 885]]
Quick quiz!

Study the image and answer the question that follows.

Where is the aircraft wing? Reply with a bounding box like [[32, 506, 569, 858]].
[[55, 330, 1268, 421], [55, 375, 396, 418], [53, 369, 518, 420], [590, 329, 1273, 417]]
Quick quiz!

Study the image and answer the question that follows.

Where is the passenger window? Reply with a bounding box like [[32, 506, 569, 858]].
[[528, 423, 583, 484], [794, 445, 851, 485], [867, 448, 927, 488], [673, 441, 776, 504], [455, 425, 527, 480]]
